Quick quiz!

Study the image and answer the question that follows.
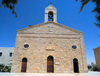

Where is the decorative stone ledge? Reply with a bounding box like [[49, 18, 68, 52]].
[[46, 46, 55, 51]]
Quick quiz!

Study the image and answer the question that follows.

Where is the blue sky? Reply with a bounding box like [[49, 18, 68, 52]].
[[0, 0, 100, 64]]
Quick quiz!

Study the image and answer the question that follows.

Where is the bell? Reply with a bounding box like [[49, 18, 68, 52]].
[[50, 17, 52, 19]]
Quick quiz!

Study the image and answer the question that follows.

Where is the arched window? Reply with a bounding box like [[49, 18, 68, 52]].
[[21, 58, 27, 72], [73, 58, 79, 73], [47, 56, 54, 73], [48, 11, 53, 21]]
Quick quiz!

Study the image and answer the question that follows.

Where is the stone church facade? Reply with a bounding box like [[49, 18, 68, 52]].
[[11, 4, 88, 73]]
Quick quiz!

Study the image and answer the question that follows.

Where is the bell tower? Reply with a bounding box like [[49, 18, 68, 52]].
[[45, 3, 57, 22]]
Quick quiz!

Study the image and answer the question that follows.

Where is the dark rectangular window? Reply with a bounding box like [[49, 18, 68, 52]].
[[10, 53, 12, 57], [0, 52, 2, 56]]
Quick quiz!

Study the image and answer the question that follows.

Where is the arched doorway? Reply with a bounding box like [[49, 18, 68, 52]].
[[21, 58, 27, 72], [48, 11, 53, 21], [47, 56, 54, 73], [73, 58, 79, 73]]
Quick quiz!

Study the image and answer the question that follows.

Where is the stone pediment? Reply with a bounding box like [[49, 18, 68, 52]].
[[45, 5, 56, 10], [17, 21, 83, 35]]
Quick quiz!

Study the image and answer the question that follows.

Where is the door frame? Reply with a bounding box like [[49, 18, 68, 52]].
[[21, 57, 27, 72], [47, 56, 54, 73]]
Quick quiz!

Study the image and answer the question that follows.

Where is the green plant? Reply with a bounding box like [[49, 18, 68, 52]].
[[0, 64, 4, 72], [93, 65, 98, 71], [0, 64, 11, 72], [88, 65, 92, 69]]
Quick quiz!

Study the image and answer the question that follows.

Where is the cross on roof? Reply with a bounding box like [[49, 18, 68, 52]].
[[50, 2, 52, 5]]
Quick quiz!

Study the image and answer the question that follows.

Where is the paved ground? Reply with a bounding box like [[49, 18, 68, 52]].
[[0, 71, 100, 76]]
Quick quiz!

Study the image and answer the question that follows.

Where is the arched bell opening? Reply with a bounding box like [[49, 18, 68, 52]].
[[73, 58, 79, 73], [47, 56, 54, 73], [48, 11, 54, 21], [21, 57, 27, 72]]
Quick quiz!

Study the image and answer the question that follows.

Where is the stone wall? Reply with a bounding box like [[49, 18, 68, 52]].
[[94, 47, 100, 71]]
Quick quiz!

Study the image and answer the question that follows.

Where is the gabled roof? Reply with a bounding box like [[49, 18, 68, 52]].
[[93, 46, 100, 51], [17, 21, 83, 34], [45, 5, 56, 10]]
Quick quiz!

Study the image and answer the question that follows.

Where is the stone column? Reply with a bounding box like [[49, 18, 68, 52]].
[[80, 35, 88, 73], [45, 13, 48, 22], [54, 13, 57, 22]]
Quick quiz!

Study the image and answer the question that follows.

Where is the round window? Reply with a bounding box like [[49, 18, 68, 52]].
[[24, 44, 29, 48], [72, 45, 77, 49]]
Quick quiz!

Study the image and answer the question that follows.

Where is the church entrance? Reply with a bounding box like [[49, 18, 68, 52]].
[[21, 58, 27, 72], [47, 56, 54, 73], [73, 58, 79, 73]]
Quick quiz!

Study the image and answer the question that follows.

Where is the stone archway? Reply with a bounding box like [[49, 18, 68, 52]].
[[21, 58, 27, 72], [47, 56, 54, 73], [73, 58, 79, 73], [48, 11, 53, 21]]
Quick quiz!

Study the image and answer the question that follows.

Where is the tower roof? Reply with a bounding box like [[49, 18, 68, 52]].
[[45, 5, 56, 10]]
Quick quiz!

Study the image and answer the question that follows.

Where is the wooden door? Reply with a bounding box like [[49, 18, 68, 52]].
[[47, 56, 54, 73], [21, 58, 27, 72]]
